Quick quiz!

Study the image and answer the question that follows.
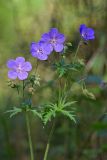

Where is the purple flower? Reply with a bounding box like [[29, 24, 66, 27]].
[[41, 28, 65, 52], [79, 24, 95, 41], [30, 42, 51, 60], [7, 57, 32, 80]]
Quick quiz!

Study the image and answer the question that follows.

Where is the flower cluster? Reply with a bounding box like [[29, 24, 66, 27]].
[[30, 28, 66, 60], [6, 24, 96, 160], [7, 25, 95, 80]]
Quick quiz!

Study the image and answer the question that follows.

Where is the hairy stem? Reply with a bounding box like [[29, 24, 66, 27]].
[[25, 112, 34, 160], [35, 59, 39, 74], [22, 80, 25, 100], [43, 120, 56, 160], [73, 40, 82, 63]]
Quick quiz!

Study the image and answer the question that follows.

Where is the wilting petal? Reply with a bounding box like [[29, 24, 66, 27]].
[[16, 57, 25, 64], [54, 44, 64, 52], [7, 59, 16, 69], [8, 70, 17, 79], [23, 62, 32, 71], [57, 33, 65, 43], [17, 71, 28, 80]]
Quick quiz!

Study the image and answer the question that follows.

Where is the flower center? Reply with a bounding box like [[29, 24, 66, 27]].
[[17, 64, 22, 73], [37, 48, 43, 54], [50, 38, 57, 44], [82, 31, 88, 38]]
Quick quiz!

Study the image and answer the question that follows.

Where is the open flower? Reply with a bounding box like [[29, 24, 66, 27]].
[[30, 42, 51, 60], [41, 28, 65, 53], [7, 57, 32, 80], [79, 24, 95, 41]]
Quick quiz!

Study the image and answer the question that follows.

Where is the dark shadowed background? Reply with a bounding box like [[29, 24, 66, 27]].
[[0, 0, 107, 160]]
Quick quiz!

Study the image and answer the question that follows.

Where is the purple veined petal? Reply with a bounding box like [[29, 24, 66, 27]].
[[42, 43, 53, 55], [38, 41, 53, 55], [16, 57, 25, 64], [31, 42, 42, 53], [87, 28, 94, 36], [54, 43, 64, 52], [38, 54, 48, 60], [49, 28, 58, 38], [57, 33, 66, 43], [8, 70, 17, 79], [23, 62, 32, 71], [31, 51, 38, 58], [30, 42, 38, 52], [38, 41, 45, 47], [41, 33, 50, 41], [87, 35, 95, 40], [30, 43, 38, 56], [31, 51, 48, 60], [7, 59, 16, 69], [17, 71, 28, 80], [31, 50, 41, 59], [31, 42, 49, 60], [81, 29, 88, 40], [79, 24, 87, 34], [81, 29, 88, 38]]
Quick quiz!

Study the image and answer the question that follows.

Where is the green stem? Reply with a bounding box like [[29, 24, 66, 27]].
[[73, 40, 82, 63], [16, 87, 19, 95], [43, 120, 56, 160], [23, 80, 25, 100], [35, 59, 39, 74], [25, 112, 34, 160]]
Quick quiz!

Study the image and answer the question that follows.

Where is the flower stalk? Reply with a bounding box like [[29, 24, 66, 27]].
[[22, 80, 34, 160], [73, 40, 81, 63], [25, 112, 34, 160], [43, 119, 56, 160]]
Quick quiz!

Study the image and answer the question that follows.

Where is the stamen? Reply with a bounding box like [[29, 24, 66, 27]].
[[50, 38, 56, 44]]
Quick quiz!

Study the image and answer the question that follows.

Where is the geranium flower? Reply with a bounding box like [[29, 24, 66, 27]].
[[79, 24, 95, 41], [30, 42, 51, 60], [7, 57, 32, 80], [41, 28, 65, 52]]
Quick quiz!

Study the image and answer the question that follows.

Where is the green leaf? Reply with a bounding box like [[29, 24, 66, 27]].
[[6, 107, 22, 118], [43, 109, 56, 125], [30, 109, 42, 119], [41, 96, 76, 124], [62, 101, 77, 108], [60, 110, 76, 123]]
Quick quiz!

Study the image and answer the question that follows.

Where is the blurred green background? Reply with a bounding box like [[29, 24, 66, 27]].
[[0, 0, 107, 159]]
